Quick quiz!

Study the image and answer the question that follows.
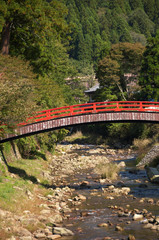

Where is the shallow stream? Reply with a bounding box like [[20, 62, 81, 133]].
[[60, 146, 159, 240]]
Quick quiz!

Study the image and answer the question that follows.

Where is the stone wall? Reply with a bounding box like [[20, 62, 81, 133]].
[[137, 144, 159, 167]]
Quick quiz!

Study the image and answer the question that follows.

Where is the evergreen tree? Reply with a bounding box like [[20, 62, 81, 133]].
[[139, 32, 159, 100]]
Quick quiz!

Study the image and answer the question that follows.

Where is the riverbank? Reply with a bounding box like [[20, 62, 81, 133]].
[[0, 143, 134, 239], [0, 143, 159, 240]]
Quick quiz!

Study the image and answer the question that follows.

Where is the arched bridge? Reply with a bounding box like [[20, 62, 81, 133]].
[[1, 101, 159, 143]]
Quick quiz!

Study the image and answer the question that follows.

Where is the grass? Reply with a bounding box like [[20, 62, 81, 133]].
[[0, 175, 32, 211], [95, 162, 120, 180], [0, 155, 54, 213], [133, 138, 153, 165], [64, 130, 87, 142], [133, 138, 152, 151]]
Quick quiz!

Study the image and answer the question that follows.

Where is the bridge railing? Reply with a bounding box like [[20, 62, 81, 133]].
[[18, 101, 159, 126]]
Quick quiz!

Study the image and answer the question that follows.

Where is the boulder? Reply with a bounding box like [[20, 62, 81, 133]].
[[133, 214, 144, 221], [121, 187, 131, 195], [53, 227, 74, 236], [143, 223, 154, 229], [48, 214, 63, 224], [145, 166, 159, 183]]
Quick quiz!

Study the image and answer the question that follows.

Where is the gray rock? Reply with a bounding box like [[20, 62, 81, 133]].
[[53, 227, 74, 236], [121, 187, 131, 195], [47, 235, 61, 239], [151, 225, 158, 230], [34, 232, 46, 238], [155, 216, 159, 223], [133, 214, 144, 221], [118, 161, 126, 168], [48, 214, 63, 224], [137, 144, 159, 167], [128, 234, 135, 240], [143, 223, 154, 229], [16, 227, 32, 237], [98, 223, 109, 227], [140, 219, 148, 224], [19, 237, 33, 240], [115, 225, 123, 231], [118, 212, 130, 217], [40, 209, 51, 215], [145, 167, 159, 183]]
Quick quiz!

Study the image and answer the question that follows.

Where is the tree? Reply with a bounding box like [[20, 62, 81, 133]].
[[128, 9, 155, 38], [96, 42, 145, 101], [0, 0, 69, 56], [129, 0, 143, 10], [139, 32, 159, 100], [0, 54, 38, 126], [96, 57, 121, 100]]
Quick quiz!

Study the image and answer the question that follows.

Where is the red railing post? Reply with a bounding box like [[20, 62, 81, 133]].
[[116, 102, 120, 111], [93, 103, 96, 113], [70, 106, 73, 115], [139, 102, 143, 111], [46, 110, 51, 120]]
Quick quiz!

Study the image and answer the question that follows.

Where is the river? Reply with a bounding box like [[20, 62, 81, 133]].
[[56, 144, 159, 240]]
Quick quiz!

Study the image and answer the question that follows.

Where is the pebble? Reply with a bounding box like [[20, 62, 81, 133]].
[[128, 234, 136, 240], [98, 223, 109, 227], [143, 223, 154, 229], [115, 225, 123, 231], [47, 235, 61, 239]]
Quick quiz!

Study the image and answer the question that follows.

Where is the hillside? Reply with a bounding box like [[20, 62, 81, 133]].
[[64, 0, 159, 70]]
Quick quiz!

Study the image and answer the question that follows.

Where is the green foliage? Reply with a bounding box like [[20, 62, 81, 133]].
[[36, 130, 69, 153], [0, 54, 38, 126], [128, 9, 155, 38], [0, 0, 69, 54], [0, 0, 159, 152], [96, 42, 145, 101], [16, 136, 41, 159], [63, 0, 159, 69], [16, 129, 69, 159], [35, 76, 66, 109], [139, 31, 159, 100]]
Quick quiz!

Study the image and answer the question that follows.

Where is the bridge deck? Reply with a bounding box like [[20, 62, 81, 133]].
[[1, 101, 159, 143]]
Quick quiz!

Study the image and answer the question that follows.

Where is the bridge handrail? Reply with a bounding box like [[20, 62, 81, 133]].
[[18, 101, 159, 126]]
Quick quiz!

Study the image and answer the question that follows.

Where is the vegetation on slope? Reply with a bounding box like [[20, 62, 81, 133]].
[[0, 0, 159, 154]]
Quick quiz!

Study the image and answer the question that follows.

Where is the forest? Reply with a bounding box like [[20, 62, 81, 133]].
[[0, 0, 159, 155]]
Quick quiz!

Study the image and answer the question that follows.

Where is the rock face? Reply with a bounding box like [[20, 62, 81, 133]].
[[137, 145, 159, 167]]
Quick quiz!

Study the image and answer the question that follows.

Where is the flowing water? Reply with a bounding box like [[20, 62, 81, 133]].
[[60, 147, 159, 240]]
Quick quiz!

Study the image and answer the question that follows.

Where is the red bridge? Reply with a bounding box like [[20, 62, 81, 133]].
[[1, 101, 159, 143]]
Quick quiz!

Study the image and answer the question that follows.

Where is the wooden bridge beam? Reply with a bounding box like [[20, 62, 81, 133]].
[[0, 111, 159, 143]]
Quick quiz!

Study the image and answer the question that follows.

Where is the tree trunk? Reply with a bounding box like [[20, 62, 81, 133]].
[[1, 22, 11, 55], [116, 82, 127, 101]]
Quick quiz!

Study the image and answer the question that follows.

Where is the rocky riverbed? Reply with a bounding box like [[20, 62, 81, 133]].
[[1, 144, 159, 240]]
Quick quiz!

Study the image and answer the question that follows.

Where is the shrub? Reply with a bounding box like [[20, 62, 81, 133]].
[[96, 162, 120, 180]]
